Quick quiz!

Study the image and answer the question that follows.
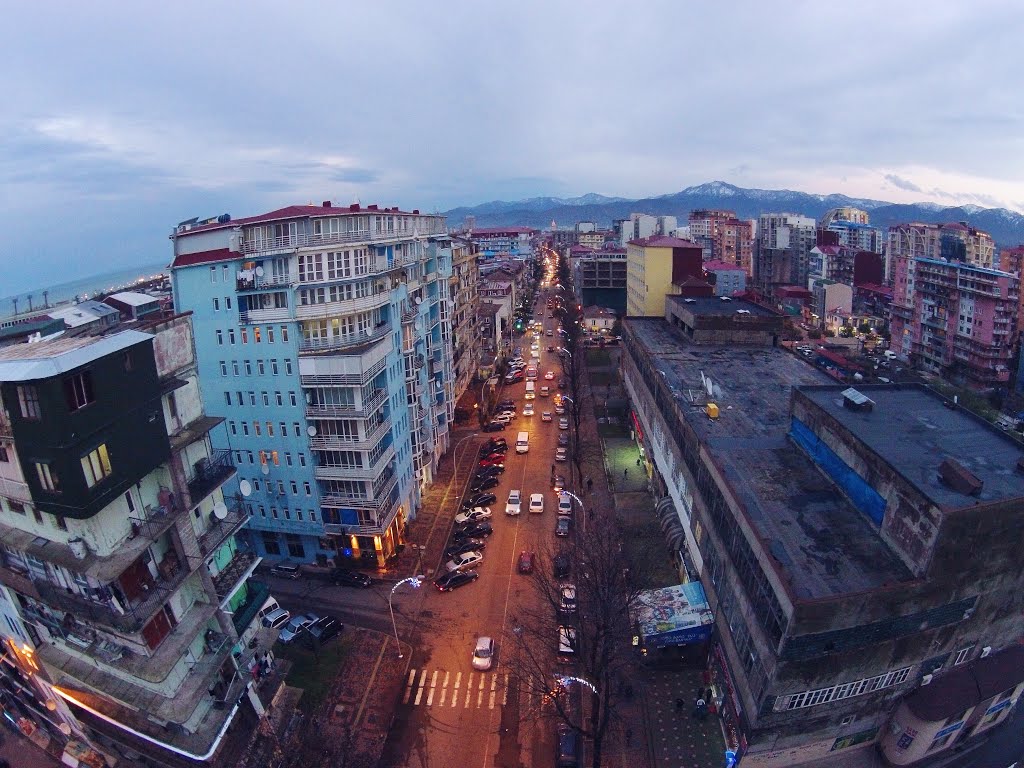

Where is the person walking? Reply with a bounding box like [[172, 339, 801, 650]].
[[586, 476, 593, 492], [624, 468, 628, 479]]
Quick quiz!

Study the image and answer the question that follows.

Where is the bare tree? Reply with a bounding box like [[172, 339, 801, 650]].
[[507, 523, 651, 768]]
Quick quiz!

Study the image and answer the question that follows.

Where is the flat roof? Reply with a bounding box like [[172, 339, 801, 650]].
[[666, 295, 777, 318], [626, 319, 914, 600], [0, 330, 153, 381], [106, 291, 159, 306], [800, 385, 1024, 510]]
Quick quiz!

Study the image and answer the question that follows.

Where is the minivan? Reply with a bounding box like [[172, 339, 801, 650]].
[[270, 562, 302, 579], [516, 431, 530, 454], [540, 385, 550, 397], [524, 382, 536, 400]]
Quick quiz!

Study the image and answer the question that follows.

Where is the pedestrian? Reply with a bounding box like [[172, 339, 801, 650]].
[[586, 477, 593, 492], [692, 696, 706, 719], [636, 457, 642, 467], [624, 468, 628, 479]]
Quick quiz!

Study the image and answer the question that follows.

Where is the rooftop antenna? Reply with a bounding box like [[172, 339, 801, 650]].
[[42, 290, 49, 309], [26, 294, 33, 312], [11, 297, 18, 316]]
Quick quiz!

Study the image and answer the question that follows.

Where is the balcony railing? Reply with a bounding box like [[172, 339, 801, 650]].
[[231, 580, 270, 635], [320, 470, 398, 511], [240, 219, 447, 256], [237, 271, 296, 291], [322, 498, 401, 537], [196, 498, 248, 558], [212, 550, 261, 601], [304, 388, 387, 419], [186, 450, 236, 506], [298, 323, 391, 354], [313, 444, 395, 482], [308, 417, 391, 451], [0, 476, 31, 504], [294, 291, 390, 320], [238, 306, 292, 324]]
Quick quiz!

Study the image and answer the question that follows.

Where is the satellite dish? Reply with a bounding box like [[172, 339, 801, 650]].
[[255, 266, 265, 277], [365, 327, 373, 336], [239, 480, 252, 497], [212, 502, 228, 520], [307, 425, 318, 437], [261, 463, 270, 476], [706, 377, 714, 397], [712, 385, 723, 400], [414, 297, 422, 305]]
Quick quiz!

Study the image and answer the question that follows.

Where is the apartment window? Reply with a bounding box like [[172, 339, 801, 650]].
[[247, 451, 255, 464], [267, 422, 275, 437], [258, 503, 265, 515], [293, 422, 301, 437], [63, 372, 96, 411], [0, 446, 7, 463], [220, 361, 228, 376], [213, 298, 220, 312], [271, 507, 278, 519], [254, 422, 261, 436], [232, 361, 240, 376], [280, 421, 287, 437], [222, 265, 229, 282], [258, 360, 265, 376], [81, 444, 112, 488], [281, 325, 289, 342], [299, 453, 307, 467], [216, 330, 223, 345], [303, 482, 311, 496], [17, 385, 41, 419], [229, 421, 237, 435], [309, 510, 316, 522], [236, 391, 243, 406], [276, 392, 283, 406], [8, 500, 25, 515], [283, 508, 291, 520], [125, 490, 136, 513], [254, 327, 262, 343], [286, 534, 304, 559], [285, 452, 293, 466], [290, 481, 298, 494], [244, 361, 252, 376], [253, 480, 261, 491], [210, 266, 217, 283], [235, 451, 242, 464], [249, 392, 257, 406], [262, 392, 270, 407], [271, 450, 279, 466], [55, 515, 68, 531], [241, 328, 248, 344], [226, 296, 232, 310], [228, 329, 236, 345], [224, 391, 231, 406], [242, 422, 249, 436], [954, 647, 972, 665], [296, 509, 303, 521], [289, 392, 297, 407], [271, 360, 279, 375], [268, 327, 275, 343], [35, 463, 60, 492]]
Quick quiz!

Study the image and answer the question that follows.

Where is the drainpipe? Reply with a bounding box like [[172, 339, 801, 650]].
[[53, 686, 244, 762]]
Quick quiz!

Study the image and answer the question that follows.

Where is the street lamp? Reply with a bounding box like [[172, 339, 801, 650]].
[[389, 575, 423, 658], [563, 490, 587, 534]]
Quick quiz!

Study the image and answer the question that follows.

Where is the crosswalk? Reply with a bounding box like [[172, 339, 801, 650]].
[[402, 668, 512, 709]]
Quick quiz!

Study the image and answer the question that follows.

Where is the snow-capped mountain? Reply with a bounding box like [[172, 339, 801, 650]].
[[443, 181, 1024, 246]]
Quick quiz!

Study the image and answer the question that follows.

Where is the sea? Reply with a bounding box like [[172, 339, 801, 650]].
[[1, 260, 169, 318]]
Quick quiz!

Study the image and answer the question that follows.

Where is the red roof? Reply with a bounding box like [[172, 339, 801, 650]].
[[814, 347, 864, 372], [703, 260, 744, 272], [629, 235, 699, 248], [776, 286, 813, 299], [178, 203, 426, 236], [171, 247, 235, 268], [856, 283, 894, 298]]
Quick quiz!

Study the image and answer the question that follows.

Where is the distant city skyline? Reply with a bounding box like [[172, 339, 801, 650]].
[[1, 0, 1021, 295]]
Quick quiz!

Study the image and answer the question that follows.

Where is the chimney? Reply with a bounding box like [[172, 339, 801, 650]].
[[350, 204, 360, 212], [322, 200, 331, 208], [368, 204, 378, 211], [413, 209, 420, 214]]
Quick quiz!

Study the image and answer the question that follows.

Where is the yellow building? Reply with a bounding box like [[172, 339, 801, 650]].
[[626, 236, 703, 316]]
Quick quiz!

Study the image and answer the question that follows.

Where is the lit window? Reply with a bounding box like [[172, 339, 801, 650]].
[[81, 444, 112, 488], [17, 385, 41, 419], [35, 463, 60, 492]]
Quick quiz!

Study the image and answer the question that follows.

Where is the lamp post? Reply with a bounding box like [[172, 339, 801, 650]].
[[453, 432, 479, 486], [389, 576, 423, 658], [563, 490, 588, 534]]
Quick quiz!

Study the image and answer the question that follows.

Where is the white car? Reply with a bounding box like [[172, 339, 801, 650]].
[[493, 411, 515, 424], [529, 493, 545, 514], [555, 447, 567, 462], [531, 350, 541, 359], [542, 411, 553, 422], [278, 613, 319, 644], [505, 490, 522, 516], [558, 492, 573, 516], [559, 418, 569, 430], [454, 506, 493, 525], [531, 342, 540, 351], [446, 550, 484, 572], [555, 404, 566, 415], [523, 403, 535, 416], [472, 636, 495, 671], [544, 371, 555, 380]]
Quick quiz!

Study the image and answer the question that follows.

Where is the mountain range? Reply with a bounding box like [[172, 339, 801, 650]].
[[443, 181, 1024, 246]]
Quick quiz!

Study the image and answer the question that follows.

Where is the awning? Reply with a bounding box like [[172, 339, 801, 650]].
[[656, 497, 687, 552]]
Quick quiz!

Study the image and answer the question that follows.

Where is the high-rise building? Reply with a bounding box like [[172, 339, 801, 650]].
[[625, 236, 703, 317], [688, 210, 754, 274], [449, 236, 481, 406], [888, 222, 996, 276], [170, 203, 454, 569], [753, 213, 816, 298], [0, 316, 270, 765]]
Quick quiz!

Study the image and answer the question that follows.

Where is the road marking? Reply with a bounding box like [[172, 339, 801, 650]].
[[414, 668, 427, 706], [426, 670, 438, 706], [452, 671, 462, 708], [502, 674, 509, 705], [464, 673, 473, 708], [402, 669, 417, 705], [477, 673, 485, 707], [489, 675, 497, 709], [439, 671, 450, 706]]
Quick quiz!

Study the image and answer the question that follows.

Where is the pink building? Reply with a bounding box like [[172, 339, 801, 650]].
[[889, 255, 1019, 389]]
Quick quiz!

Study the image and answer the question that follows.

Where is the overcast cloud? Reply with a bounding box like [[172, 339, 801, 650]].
[[1, 0, 1022, 296]]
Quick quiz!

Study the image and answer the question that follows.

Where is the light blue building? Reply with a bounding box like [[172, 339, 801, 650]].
[[170, 203, 454, 568]]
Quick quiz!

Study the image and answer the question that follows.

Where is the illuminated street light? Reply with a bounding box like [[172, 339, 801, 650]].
[[389, 576, 423, 658]]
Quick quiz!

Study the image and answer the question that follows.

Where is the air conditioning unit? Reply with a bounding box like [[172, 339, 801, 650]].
[[980, 646, 992, 658]]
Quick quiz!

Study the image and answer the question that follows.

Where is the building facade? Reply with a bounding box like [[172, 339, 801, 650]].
[[622, 310, 1024, 767], [703, 260, 747, 297], [889, 254, 1018, 389], [467, 226, 536, 260], [753, 213, 817, 298], [449, 237, 480, 406], [888, 222, 996, 276], [626, 236, 703, 317], [171, 203, 454, 569], [689, 210, 754, 274], [0, 317, 269, 765]]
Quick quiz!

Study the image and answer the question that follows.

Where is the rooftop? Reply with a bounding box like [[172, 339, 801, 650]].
[[703, 260, 745, 272], [629, 235, 700, 249], [105, 291, 160, 307], [666, 295, 777, 318], [626, 318, 913, 600], [0, 330, 153, 382], [800, 385, 1024, 510], [176, 203, 431, 236], [48, 301, 120, 328]]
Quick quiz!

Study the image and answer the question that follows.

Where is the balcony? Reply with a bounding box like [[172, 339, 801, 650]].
[[237, 271, 296, 291], [0, 475, 31, 504], [212, 550, 261, 603], [298, 323, 391, 354], [196, 498, 248, 558], [313, 444, 395, 482], [294, 291, 390, 320], [248, 515, 321, 534], [240, 218, 447, 256], [0, 418, 11, 439], [186, 450, 236, 506], [304, 388, 387, 419], [299, 354, 387, 387], [238, 306, 292, 324], [308, 417, 392, 451], [322, 498, 401, 537], [169, 414, 226, 453], [230, 580, 270, 635], [320, 470, 398, 511]]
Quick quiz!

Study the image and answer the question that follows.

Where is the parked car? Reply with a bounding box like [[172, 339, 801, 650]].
[[506, 490, 522, 516], [463, 492, 497, 510], [454, 506, 492, 525], [262, 607, 292, 630], [504, 372, 524, 384], [558, 432, 569, 447], [470, 476, 500, 493], [449, 530, 486, 546], [478, 457, 505, 469], [492, 412, 515, 425], [555, 517, 571, 537], [445, 550, 484, 573], [481, 443, 507, 456], [480, 451, 506, 463], [461, 521, 494, 538], [482, 421, 505, 432], [278, 613, 319, 644], [542, 411, 553, 422], [474, 467, 504, 481], [559, 418, 569, 430], [483, 438, 508, 452], [555, 447, 568, 462], [553, 475, 566, 493], [332, 569, 372, 588], [435, 570, 480, 592], [305, 616, 343, 645], [517, 551, 535, 574], [558, 492, 573, 516], [445, 539, 487, 559], [559, 585, 577, 614], [472, 636, 496, 671], [269, 562, 302, 579]]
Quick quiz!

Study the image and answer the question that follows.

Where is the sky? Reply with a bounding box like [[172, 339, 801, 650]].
[[2, 0, 1023, 297]]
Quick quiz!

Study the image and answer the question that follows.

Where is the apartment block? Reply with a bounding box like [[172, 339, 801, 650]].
[[449, 236, 480, 406], [688, 210, 754, 274], [467, 226, 536, 259], [888, 222, 996, 277], [703, 260, 747, 297], [753, 213, 817, 298], [170, 203, 454, 569], [0, 317, 269, 765], [626, 236, 703, 317], [889, 254, 1018, 389], [622, 308, 1024, 767]]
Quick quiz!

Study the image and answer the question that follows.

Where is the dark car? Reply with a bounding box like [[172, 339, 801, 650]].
[[461, 521, 494, 538], [471, 476, 500, 493], [553, 553, 571, 579], [558, 432, 569, 447], [517, 551, 535, 574], [480, 452, 506, 463], [484, 437, 508, 450], [474, 466, 504, 481], [504, 373, 524, 383], [435, 570, 480, 592], [463, 492, 497, 510], [497, 400, 516, 409], [482, 421, 505, 432], [450, 531, 486, 546], [445, 540, 487, 559], [305, 616, 343, 645], [481, 442, 508, 455], [332, 569, 372, 588], [558, 378, 566, 389]]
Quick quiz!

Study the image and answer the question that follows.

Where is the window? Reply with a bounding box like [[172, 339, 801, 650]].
[[304, 482, 311, 496], [277, 480, 285, 495], [279, 422, 287, 437], [254, 422, 261, 436], [241, 328, 248, 344], [247, 451, 255, 464], [235, 450, 242, 463], [268, 327, 275, 343], [258, 360, 265, 376], [123, 352, 133, 372], [213, 297, 220, 311], [216, 330, 223, 345], [210, 266, 217, 283], [271, 360, 279, 375], [229, 421, 237, 435], [228, 329, 236, 345], [289, 392, 297, 407], [35, 463, 60, 492], [249, 392, 257, 406], [276, 392, 283, 406], [125, 490, 136, 513], [309, 509, 317, 522], [236, 391, 244, 406], [244, 361, 252, 376], [0, 446, 8, 462], [281, 325, 289, 342], [220, 361, 228, 376], [242, 422, 249, 436], [954, 647, 972, 665], [293, 422, 301, 436], [64, 372, 95, 411], [299, 453, 307, 467], [9, 500, 25, 515], [81, 444, 112, 488], [222, 265, 229, 282], [226, 297, 232, 310], [267, 422, 275, 437], [262, 392, 270, 407], [224, 391, 231, 406], [285, 359, 293, 375], [17, 385, 41, 419], [55, 515, 68, 531], [286, 534, 304, 559], [232, 361, 240, 376], [290, 481, 298, 494], [271, 450, 279, 466], [254, 327, 262, 342]]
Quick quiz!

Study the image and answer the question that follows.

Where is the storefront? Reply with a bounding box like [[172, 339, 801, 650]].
[[709, 642, 746, 759]]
